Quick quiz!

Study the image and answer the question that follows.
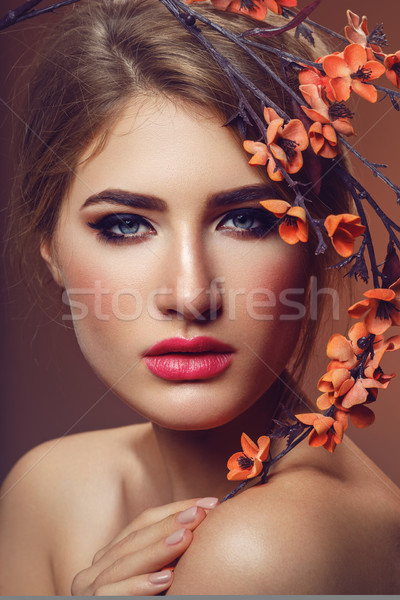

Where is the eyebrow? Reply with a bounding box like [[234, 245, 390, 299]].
[[80, 184, 277, 211]]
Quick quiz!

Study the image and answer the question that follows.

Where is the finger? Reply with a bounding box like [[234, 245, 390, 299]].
[[92, 504, 206, 578], [92, 528, 192, 591], [93, 496, 218, 564], [91, 569, 174, 596]]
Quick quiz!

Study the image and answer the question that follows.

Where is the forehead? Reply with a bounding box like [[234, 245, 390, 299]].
[[67, 97, 267, 209]]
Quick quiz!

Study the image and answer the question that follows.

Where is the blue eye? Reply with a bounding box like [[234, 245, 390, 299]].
[[88, 213, 155, 243], [218, 208, 278, 238]]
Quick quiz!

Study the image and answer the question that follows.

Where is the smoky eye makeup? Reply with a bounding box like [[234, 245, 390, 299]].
[[216, 207, 279, 239], [88, 212, 156, 244], [86, 201, 280, 245]]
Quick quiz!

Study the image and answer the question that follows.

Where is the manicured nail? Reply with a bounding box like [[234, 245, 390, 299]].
[[196, 497, 219, 509], [178, 506, 198, 524], [165, 527, 186, 545], [149, 570, 173, 585]]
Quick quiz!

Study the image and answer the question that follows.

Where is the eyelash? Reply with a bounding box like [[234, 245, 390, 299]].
[[88, 208, 278, 244], [88, 214, 155, 244]]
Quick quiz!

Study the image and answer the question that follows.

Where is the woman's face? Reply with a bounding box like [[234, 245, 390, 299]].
[[43, 98, 310, 430]]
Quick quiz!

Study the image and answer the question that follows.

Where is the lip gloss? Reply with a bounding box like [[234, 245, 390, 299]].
[[143, 351, 233, 380]]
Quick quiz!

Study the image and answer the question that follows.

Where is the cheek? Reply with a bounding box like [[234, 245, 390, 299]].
[[223, 238, 309, 324], [56, 242, 155, 367], [220, 238, 310, 377]]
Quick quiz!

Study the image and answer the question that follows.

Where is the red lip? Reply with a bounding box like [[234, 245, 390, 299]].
[[144, 336, 234, 356], [143, 337, 235, 381]]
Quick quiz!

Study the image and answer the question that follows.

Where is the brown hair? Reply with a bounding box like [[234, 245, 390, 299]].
[[11, 0, 353, 407]]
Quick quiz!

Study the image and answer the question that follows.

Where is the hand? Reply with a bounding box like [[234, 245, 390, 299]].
[[71, 496, 218, 596]]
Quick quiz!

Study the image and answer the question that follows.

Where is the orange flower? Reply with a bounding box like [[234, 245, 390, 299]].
[[325, 325, 367, 371], [323, 44, 386, 103], [300, 84, 355, 135], [186, 0, 296, 19], [317, 367, 387, 410], [295, 411, 346, 453], [384, 52, 400, 89], [213, 0, 268, 20], [244, 108, 309, 182], [299, 84, 355, 158], [348, 277, 400, 335], [299, 57, 336, 103], [265, 107, 309, 181], [344, 10, 368, 46], [307, 122, 338, 158], [318, 367, 355, 396], [317, 395, 375, 430], [320, 322, 399, 409], [344, 10, 385, 57], [227, 433, 270, 480], [259, 199, 308, 244], [324, 213, 365, 257], [327, 321, 400, 370]]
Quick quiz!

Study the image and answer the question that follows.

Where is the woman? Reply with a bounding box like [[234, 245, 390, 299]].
[[1, 0, 400, 594]]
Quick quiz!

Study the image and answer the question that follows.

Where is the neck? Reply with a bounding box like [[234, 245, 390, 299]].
[[148, 377, 285, 502]]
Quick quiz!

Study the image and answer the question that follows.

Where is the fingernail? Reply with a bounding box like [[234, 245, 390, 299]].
[[196, 497, 219, 509], [149, 570, 173, 585], [165, 527, 186, 545], [177, 506, 198, 524]]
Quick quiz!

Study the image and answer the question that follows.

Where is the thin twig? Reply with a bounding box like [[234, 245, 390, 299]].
[[284, 7, 348, 43]]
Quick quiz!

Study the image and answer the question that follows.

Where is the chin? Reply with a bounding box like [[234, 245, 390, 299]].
[[118, 384, 254, 432]]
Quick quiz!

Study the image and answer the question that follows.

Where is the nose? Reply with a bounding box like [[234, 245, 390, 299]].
[[154, 231, 223, 322]]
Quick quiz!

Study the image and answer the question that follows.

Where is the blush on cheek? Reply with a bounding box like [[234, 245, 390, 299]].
[[229, 243, 309, 322]]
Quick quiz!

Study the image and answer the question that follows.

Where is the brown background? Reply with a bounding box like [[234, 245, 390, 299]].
[[1, 0, 400, 486]]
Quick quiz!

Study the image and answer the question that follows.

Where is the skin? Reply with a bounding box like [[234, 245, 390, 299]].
[[1, 98, 400, 595]]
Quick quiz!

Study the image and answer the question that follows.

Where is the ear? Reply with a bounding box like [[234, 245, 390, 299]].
[[40, 237, 64, 288]]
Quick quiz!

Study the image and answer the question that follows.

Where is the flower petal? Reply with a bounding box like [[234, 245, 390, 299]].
[[323, 55, 350, 78], [348, 298, 371, 319], [364, 305, 392, 335], [282, 119, 309, 150], [333, 118, 355, 136], [227, 466, 252, 480], [308, 429, 329, 447], [267, 156, 283, 181], [330, 77, 352, 102], [364, 288, 395, 301], [256, 436, 270, 461], [227, 452, 246, 470], [326, 333, 354, 362], [322, 124, 337, 144], [240, 432, 259, 458], [267, 118, 284, 144], [302, 106, 329, 124], [316, 392, 334, 410], [279, 221, 301, 244], [341, 378, 368, 408], [259, 199, 290, 217], [351, 79, 378, 103], [330, 228, 356, 257], [286, 150, 304, 174], [287, 205, 306, 223], [349, 404, 375, 428], [344, 43, 367, 72], [364, 60, 386, 79]]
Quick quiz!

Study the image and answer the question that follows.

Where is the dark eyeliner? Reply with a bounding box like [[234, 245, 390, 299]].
[[88, 213, 155, 244], [217, 207, 279, 239]]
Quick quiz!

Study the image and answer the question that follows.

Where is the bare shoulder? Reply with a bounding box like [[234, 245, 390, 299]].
[[0, 424, 146, 595], [169, 441, 400, 595]]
